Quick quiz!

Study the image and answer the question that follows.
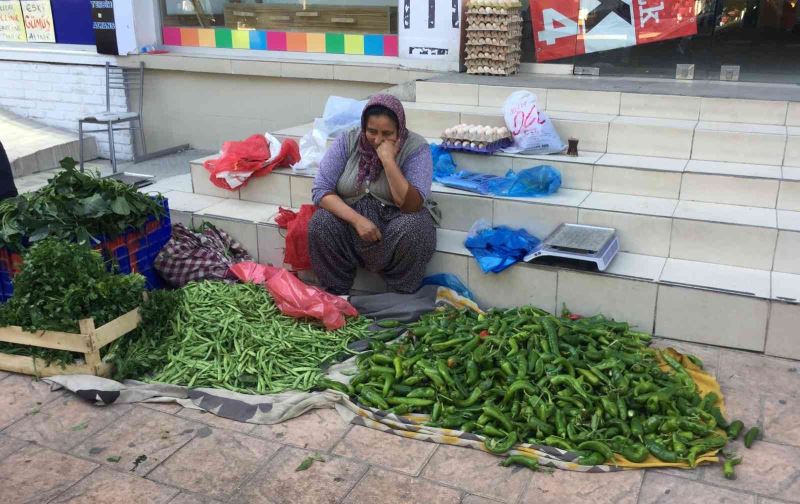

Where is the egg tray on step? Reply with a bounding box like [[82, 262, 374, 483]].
[[440, 137, 513, 154], [466, 67, 519, 76]]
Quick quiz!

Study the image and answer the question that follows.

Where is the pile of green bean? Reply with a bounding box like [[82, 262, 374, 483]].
[[347, 306, 746, 469], [137, 281, 368, 394]]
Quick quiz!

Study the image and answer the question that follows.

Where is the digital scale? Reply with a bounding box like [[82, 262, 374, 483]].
[[524, 223, 619, 272]]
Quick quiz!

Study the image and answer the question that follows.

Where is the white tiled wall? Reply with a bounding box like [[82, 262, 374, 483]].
[[290, 175, 314, 207], [556, 271, 657, 332], [606, 117, 694, 159], [193, 216, 259, 260], [425, 252, 470, 283], [593, 166, 682, 199], [655, 285, 768, 351], [773, 231, 800, 274], [239, 173, 292, 206], [191, 164, 240, 199], [431, 192, 493, 232], [765, 302, 800, 360], [578, 209, 672, 257], [692, 129, 786, 165], [256, 224, 287, 267], [468, 261, 557, 313], [493, 200, 577, 240], [669, 219, 777, 270], [679, 173, 780, 208]]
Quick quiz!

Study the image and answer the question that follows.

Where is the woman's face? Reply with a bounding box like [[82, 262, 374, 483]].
[[365, 115, 398, 149]]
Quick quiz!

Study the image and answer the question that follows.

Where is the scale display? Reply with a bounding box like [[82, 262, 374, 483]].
[[524, 223, 619, 271]]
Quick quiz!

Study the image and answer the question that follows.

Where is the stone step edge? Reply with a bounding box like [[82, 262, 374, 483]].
[[166, 191, 798, 304], [188, 159, 796, 230], [270, 127, 798, 183]]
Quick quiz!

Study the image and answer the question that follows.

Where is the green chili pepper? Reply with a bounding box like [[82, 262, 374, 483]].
[[483, 405, 514, 432], [485, 432, 518, 454], [578, 440, 613, 461], [387, 397, 435, 407], [377, 319, 401, 328], [621, 442, 649, 463], [744, 427, 760, 448], [577, 451, 606, 466], [723, 456, 742, 479], [630, 417, 644, 438], [646, 441, 679, 463], [482, 424, 507, 438], [727, 420, 744, 440], [499, 454, 539, 470], [361, 388, 389, 410], [455, 387, 483, 408], [407, 387, 436, 399]]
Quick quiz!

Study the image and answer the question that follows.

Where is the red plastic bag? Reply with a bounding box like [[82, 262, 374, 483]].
[[275, 205, 316, 271], [230, 262, 358, 330], [203, 133, 300, 191]]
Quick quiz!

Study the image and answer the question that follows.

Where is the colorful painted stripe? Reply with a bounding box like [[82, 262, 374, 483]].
[[163, 27, 398, 57]]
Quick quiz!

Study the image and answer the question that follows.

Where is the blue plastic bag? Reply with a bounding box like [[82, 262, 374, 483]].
[[430, 144, 456, 181], [487, 166, 561, 197], [421, 273, 474, 300], [464, 220, 540, 274], [437, 165, 561, 198]]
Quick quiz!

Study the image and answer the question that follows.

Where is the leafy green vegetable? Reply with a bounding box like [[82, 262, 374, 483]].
[[0, 239, 144, 366], [295, 453, 325, 471], [0, 157, 164, 252]]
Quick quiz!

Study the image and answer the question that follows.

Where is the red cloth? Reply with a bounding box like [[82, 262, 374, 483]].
[[230, 262, 358, 330], [203, 134, 300, 191], [275, 205, 316, 271]]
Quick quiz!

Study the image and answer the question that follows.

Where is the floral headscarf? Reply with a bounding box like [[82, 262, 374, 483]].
[[357, 94, 408, 188]]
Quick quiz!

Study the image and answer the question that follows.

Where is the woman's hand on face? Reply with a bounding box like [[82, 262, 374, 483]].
[[376, 139, 399, 164], [354, 216, 382, 242]]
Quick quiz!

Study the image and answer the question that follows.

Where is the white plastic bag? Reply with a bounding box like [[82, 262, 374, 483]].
[[502, 91, 566, 155], [293, 119, 327, 172], [318, 96, 367, 138]]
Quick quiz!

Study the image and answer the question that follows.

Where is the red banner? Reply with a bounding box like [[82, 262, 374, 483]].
[[530, 0, 697, 62]]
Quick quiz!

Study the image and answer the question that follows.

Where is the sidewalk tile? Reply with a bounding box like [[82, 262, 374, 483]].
[[343, 467, 461, 504], [523, 469, 643, 504], [0, 433, 28, 459], [0, 374, 62, 430], [463, 496, 503, 504], [168, 492, 223, 504], [762, 393, 800, 447], [721, 385, 763, 429], [717, 350, 800, 396], [333, 425, 436, 476], [0, 445, 97, 503], [3, 395, 133, 451], [148, 429, 278, 500], [238, 446, 367, 504], [421, 445, 530, 502], [249, 408, 349, 451], [49, 467, 178, 504], [71, 407, 199, 476], [702, 440, 800, 501], [652, 467, 701, 481], [177, 408, 255, 434], [0, 370, 9, 380], [639, 471, 755, 503]]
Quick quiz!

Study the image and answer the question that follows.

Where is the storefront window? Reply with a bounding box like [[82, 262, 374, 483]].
[[160, 0, 399, 55], [162, 0, 397, 33]]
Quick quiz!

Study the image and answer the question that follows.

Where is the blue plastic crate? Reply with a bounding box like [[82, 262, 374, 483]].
[[0, 197, 171, 302]]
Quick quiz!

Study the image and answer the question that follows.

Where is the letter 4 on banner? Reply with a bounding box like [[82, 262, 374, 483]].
[[530, 0, 697, 62]]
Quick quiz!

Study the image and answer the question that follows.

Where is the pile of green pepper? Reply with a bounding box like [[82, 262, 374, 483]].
[[345, 306, 742, 467]]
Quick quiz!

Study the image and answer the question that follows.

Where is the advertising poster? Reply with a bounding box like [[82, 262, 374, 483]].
[[399, 0, 461, 60], [20, 0, 55, 43], [0, 0, 27, 42], [531, 0, 698, 62]]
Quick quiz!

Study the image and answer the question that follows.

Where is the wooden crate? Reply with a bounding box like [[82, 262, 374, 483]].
[[0, 308, 141, 378]]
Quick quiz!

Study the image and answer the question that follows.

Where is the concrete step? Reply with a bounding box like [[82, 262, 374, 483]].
[[190, 155, 800, 273], [157, 187, 800, 358], [275, 124, 799, 211], [401, 100, 795, 166], [415, 80, 798, 126]]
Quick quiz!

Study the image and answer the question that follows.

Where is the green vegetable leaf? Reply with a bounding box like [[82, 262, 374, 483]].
[[295, 455, 324, 472], [70, 421, 89, 431], [106, 455, 122, 463], [111, 197, 132, 216]]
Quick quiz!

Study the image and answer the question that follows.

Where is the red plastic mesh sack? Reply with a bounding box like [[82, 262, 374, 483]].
[[275, 205, 316, 271], [203, 133, 300, 191], [230, 262, 358, 330]]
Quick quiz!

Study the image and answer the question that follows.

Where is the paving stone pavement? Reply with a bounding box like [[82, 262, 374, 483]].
[[0, 344, 799, 504]]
